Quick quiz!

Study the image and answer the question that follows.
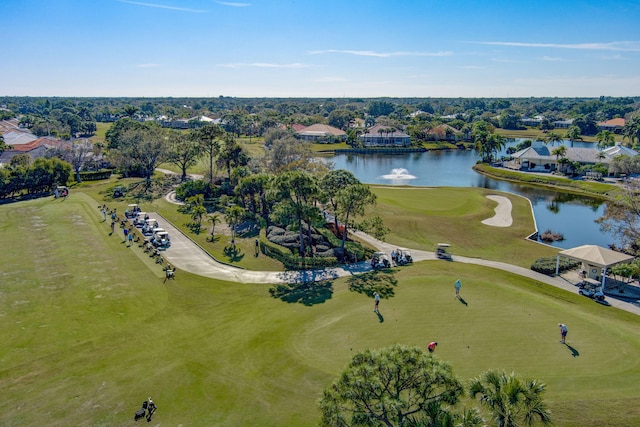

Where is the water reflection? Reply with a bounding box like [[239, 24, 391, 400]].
[[327, 141, 616, 249]]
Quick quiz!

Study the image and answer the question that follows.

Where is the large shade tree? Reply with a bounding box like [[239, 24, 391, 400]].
[[167, 130, 202, 181], [335, 183, 377, 250], [193, 124, 225, 183], [319, 344, 464, 427], [270, 170, 321, 256]]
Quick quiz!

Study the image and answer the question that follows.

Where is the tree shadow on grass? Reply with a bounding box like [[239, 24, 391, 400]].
[[346, 270, 397, 299], [187, 222, 203, 234], [565, 344, 580, 357], [223, 245, 245, 262], [269, 281, 333, 306]]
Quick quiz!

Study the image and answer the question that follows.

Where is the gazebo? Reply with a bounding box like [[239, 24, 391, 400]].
[[555, 245, 635, 292]]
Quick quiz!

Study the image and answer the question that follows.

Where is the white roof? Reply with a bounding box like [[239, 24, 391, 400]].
[[559, 245, 634, 268]]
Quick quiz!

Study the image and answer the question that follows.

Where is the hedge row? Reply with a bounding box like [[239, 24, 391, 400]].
[[79, 170, 112, 181], [259, 237, 338, 270], [531, 256, 580, 276]]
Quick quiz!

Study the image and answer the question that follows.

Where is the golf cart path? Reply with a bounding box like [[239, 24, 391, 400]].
[[151, 212, 374, 284], [149, 212, 640, 316]]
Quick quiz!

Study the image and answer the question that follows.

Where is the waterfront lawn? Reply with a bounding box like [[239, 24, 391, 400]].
[[3, 191, 640, 426], [368, 186, 559, 267]]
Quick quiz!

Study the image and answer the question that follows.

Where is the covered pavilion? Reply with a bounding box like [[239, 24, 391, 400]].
[[555, 245, 635, 292]]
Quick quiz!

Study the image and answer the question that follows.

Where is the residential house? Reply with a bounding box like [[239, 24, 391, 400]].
[[597, 118, 626, 134], [508, 140, 637, 174], [426, 124, 460, 142], [295, 124, 346, 143], [358, 125, 411, 147], [553, 119, 574, 129], [0, 137, 70, 165], [520, 116, 544, 127]]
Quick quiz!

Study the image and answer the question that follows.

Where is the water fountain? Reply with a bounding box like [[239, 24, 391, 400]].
[[380, 168, 416, 180]]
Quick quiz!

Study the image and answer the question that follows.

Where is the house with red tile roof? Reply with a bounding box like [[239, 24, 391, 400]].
[[0, 137, 70, 165], [597, 118, 626, 133]]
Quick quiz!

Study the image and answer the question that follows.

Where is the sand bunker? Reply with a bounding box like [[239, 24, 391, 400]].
[[481, 195, 513, 227]]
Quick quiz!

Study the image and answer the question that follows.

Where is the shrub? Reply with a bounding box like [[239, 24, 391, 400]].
[[78, 170, 112, 181], [175, 180, 219, 201], [259, 237, 338, 270], [531, 256, 580, 275]]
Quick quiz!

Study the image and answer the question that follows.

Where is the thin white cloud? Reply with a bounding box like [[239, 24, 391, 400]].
[[215, 1, 251, 6], [218, 62, 310, 68], [309, 49, 452, 58], [117, 0, 207, 13], [470, 40, 640, 52], [490, 57, 526, 64], [313, 77, 348, 83], [136, 63, 161, 68]]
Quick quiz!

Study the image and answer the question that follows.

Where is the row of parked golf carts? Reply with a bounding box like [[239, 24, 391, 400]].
[[370, 249, 413, 269], [370, 244, 452, 269], [126, 204, 171, 248]]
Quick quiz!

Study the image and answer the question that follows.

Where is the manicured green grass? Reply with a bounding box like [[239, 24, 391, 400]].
[[367, 186, 559, 267], [496, 127, 600, 143], [89, 122, 112, 145], [474, 164, 619, 197], [3, 187, 640, 426]]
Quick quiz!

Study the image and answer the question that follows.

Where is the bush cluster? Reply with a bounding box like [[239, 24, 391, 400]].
[[79, 170, 112, 181], [531, 256, 580, 275], [259, 237, 338, 270]]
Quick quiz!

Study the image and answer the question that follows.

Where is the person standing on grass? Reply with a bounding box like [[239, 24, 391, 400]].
[[558, 323, 568, 343], [428, 341, 438, 353], [128, 229, 134, 246], [110, 221, 115, 234], [123, 226, 128, 243], [373, 292, 380, 312], [455, 279, 461, 297]]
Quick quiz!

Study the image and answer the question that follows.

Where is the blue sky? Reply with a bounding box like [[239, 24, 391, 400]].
[[2, 0, 639, 98]]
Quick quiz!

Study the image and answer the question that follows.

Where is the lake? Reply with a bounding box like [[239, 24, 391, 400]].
[[326, 140, 617, 249]]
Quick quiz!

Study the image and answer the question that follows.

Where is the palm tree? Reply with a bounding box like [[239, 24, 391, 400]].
[[565, 125, 582, 147], [187, 194, 207, 232], [224, 205, 245, 246], [469, 370, 552, 427], [545, 131, 563, 147], [596, 130, 616, 149], [622, 117, 640, 148], [208, 213, 221, 241], [551, 145, 567, 172]]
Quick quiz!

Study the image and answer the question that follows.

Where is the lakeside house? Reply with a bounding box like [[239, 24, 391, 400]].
[[507, 140, 638, 174], [426, 124, 461, 142], [295, 124, 346, 143], [359, 124, 411, 147]]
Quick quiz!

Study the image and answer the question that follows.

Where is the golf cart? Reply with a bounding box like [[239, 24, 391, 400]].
[[142, 218, 159, 235], [436, 243, 452, 260], [54, 185, 69, 198], [579, 278, 607, 303], [152, 231, 171, 248], [113, 186, 125, 198], [395, 249, 413, 266], [133, 212, 148, 227], [371, 252, 391, 269], [125, 204, 139, 218]]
